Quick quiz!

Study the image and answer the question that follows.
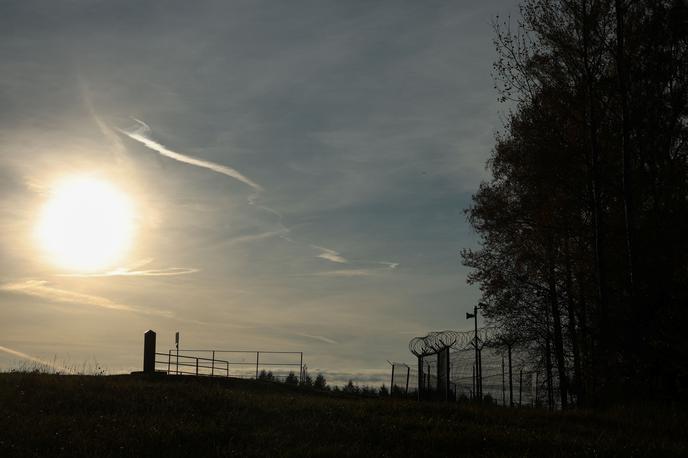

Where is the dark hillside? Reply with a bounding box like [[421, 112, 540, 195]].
[[0, 373, 686, 457]]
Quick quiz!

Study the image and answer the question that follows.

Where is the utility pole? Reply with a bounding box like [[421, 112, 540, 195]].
[[467, 304, 482, 400]]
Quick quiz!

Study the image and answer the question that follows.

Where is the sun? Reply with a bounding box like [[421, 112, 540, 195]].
[[36, 176, 135, 272]]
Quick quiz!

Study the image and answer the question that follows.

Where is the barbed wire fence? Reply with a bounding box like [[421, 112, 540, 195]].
[[390, 328, 557, 407]]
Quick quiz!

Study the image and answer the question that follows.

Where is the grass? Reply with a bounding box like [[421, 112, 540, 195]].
[[0, 372, 686, 457]]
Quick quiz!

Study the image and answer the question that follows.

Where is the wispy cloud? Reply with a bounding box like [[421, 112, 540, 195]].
[[119, 119, 263, 191], [119, 119, 400, 277], [308, 261, 399, 278], [296, 333, 338, 344], [0, 280, 173, 317], [0, 345, 77, 374], [56, 259, 199, 277], [312, 245, 348, 264], [221, 229, 289, 248], [311, 269, 377, 277]]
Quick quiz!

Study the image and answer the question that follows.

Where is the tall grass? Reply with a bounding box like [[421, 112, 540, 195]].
[[0, 372, 685, 457]]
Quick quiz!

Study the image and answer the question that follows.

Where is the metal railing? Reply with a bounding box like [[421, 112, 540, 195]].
[[155, 351, 230, 377], [165, 349, 305, 382]]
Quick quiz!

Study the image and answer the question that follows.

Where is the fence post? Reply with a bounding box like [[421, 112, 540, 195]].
[[196, 358, 199, 376], [212, 350, 215, 376], [390, 364, 395, 396], [255, 352, 260, 379], [167, 349, 171, 374], [502, 355, 506, 406], [508, 345, 514, 407], [226, 361, 229, 377], [405, 366, 410, 397], [472, 364, 475, 400], [519, 368, 523, 407], [300, 352, 303, 383], [143, 330, 156, 374]]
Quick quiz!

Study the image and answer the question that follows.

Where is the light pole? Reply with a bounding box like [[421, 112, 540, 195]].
[[466, 304, 482, 400]]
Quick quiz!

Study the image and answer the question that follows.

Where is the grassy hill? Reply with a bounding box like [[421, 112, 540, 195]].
[[0, 372, 685, 457]]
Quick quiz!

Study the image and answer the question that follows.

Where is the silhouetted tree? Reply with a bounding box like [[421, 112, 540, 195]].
[[343, 380, 359, 394], [285, 372, 299, 385], [313, 373, 327, 391], [301, 374, 313, 388], [465, 0, 688, 406], [258, 370, 275, 382]]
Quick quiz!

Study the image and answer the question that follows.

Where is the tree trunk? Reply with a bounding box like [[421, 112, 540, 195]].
[[547, 239, 568, 409], [564, 237, 583, 406], [615, 0, 636, 296]]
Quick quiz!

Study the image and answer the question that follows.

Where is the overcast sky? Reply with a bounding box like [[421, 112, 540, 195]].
[[0, 0, 519, 384]]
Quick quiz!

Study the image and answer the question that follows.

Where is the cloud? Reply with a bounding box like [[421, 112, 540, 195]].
[[0, 280, 173, 317], [119, 119, 263, 191], [296, 333, 338, 344], [220, 229, 289, 248], [312, 269, 374, 277], [56, 259, 199, 277], [312, 245, 348, 264], [307, 260, 399, 277], [0, 345, 77, 374]]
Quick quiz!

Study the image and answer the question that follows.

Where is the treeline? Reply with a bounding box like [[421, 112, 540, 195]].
[[463, 0, 688, 407], [257, 370, 392, 397]]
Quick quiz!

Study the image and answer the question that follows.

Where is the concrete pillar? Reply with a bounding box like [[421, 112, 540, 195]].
[[143, 330, 156, 373]]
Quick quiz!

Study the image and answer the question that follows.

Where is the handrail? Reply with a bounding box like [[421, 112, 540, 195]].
[[155, 352, 230, 377], [167, 349, 305, 382]]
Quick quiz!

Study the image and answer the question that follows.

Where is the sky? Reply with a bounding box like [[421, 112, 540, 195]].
[[0, 0, 519, 384]]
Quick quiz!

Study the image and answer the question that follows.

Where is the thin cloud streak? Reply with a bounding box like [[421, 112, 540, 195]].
[[55, 259, 198, 277], [119, 119, 263, 191], [58, 267, 199, 277], [297, 333, 338, 344], [311, 269, 376, 277], [220, 229, 289, 248], [312, 246, 348, 264], [0, 280, 173, 318], [0, 345, 77, 374]]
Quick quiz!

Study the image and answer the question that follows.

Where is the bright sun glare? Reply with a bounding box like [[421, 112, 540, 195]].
[[36, 176, 135, 272]]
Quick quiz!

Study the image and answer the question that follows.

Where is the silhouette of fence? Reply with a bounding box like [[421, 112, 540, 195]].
[[164, 349, 305, 382], [143, 330, 305, 382], [389, 362, 418, 397], [394, 328, 550, 406], [155, 352, 231, 377]]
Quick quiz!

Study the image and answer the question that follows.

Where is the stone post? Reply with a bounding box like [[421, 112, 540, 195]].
[[143, 330, 156, 373]]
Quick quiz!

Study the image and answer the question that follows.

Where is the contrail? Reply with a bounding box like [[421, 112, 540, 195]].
[[296, 333, 338, 344], [0, 280, 174, 318], [119, 119, 263, 191], [118, 118, 400, 275], [0, 345, 77, 374], [57, 258, 199, 277]]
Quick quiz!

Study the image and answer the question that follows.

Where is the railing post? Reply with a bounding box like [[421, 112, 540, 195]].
[[300, 352, 303, 383], [212, 350, 215, 376], [255, 352, 260, 379], [226, 361, 229, 377], [196, 358, 199, 376], [167, 350, 171, 374], [405, 366, 410, 396], [143, 330, 156, 374]]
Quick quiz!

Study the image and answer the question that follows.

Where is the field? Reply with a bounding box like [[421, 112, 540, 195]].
[[0, 372, 686, 457]]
